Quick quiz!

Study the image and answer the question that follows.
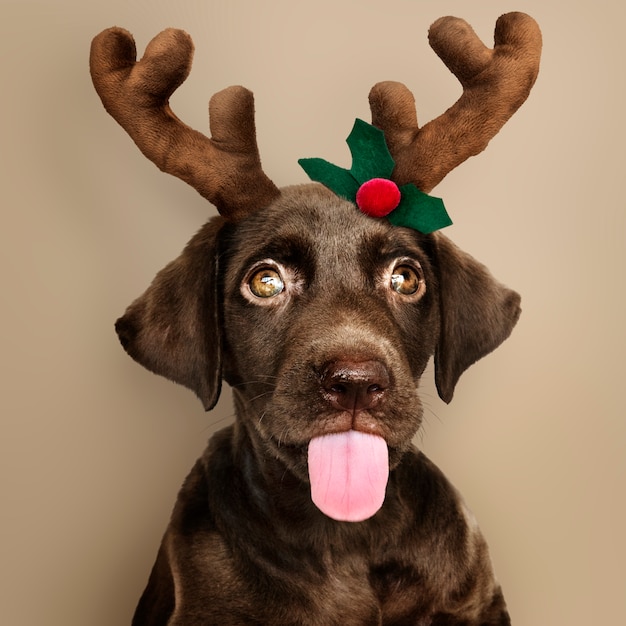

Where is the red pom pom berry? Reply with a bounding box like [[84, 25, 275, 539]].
[[356, 178, 401, 218]]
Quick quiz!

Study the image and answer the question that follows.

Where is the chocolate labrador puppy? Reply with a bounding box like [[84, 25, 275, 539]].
[[118, 185, 519, 625], [90, 12, 541, 625]]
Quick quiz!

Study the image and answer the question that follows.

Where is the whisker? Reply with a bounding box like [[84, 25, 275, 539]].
[[200, 410, 236, 434], [229, 379, 278, 389], [247, 390, 275, 404]]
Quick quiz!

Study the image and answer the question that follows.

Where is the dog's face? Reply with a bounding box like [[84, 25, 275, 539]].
[[116, 183, 520, 497], [219, 185, 440, 481]]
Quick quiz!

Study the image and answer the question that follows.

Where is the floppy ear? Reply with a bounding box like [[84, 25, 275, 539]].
[[114, 216, 225, 410], [432, 234, 521, 404]]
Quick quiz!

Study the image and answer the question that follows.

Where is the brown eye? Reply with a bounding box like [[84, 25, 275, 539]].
[[249, 268, 285, 298], [390, 264, 422, 296]]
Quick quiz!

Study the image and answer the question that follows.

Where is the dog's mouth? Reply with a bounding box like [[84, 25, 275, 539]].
[[307, 429, 389, 523], [261, 381, 422, 523], [271, 426, 398, 523]]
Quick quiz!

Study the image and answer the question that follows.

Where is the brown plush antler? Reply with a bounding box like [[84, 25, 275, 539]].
[[89, 27, 280, 221], [369, 12, 542, 193]]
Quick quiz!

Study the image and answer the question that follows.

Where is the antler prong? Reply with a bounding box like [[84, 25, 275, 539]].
[[369, 12, 542, 193], [90, 27, 279, 221]]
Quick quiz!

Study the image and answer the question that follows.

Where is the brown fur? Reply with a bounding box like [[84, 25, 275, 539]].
[[119, 185, 519, 624]]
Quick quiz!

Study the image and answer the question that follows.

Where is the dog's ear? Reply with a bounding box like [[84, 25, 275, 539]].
[[114, 217, 225, 410], [432, 234, 521, 404]]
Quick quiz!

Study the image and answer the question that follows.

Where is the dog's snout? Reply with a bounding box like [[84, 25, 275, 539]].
[[320, 360, 390, 412]]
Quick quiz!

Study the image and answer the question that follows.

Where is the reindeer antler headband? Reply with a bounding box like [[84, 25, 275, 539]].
[[90, 12, 541, 229]]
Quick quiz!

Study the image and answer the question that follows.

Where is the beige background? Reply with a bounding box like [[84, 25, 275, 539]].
[[1, 0, 624, 624]]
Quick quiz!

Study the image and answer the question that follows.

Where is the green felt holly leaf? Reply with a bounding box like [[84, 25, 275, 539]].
[[388, 185, 452, 234], [298, 157, 360, 200], [347, 119, 395, 183]]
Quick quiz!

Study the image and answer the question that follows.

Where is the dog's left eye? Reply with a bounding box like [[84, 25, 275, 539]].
[[248, 268, 285, 298], [390, 264, 423, 296]]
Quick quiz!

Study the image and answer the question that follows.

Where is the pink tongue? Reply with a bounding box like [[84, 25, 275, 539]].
[[307, 430, 389, 522]]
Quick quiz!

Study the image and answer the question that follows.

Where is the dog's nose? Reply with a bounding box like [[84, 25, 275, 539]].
[[320, 360, 390, 412]]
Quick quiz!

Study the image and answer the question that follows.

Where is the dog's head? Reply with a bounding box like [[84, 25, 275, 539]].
[[114, 183, 520, 515], [92, 13, 540, 520]]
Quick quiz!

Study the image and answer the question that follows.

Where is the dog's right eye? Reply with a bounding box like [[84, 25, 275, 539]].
[[390, 263, 424, 297], [248, 268, 285, 298]]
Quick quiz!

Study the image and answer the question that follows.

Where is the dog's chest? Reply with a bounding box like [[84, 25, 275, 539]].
[[252, 552, 423, 626], [316, 556, 427, 625], [307, 558, 384, 624]]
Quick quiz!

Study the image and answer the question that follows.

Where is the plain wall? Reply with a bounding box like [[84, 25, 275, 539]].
[[1, 1, 624, 624]]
